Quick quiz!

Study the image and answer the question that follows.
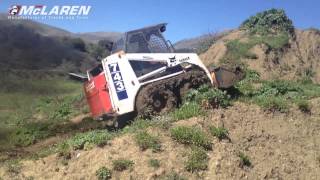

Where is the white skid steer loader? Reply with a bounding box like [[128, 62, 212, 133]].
[[71, 23, 244, 123]]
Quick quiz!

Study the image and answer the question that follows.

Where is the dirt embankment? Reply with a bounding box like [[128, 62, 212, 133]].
[[1, 98, 319, 180], [200, 29, 320, 84]]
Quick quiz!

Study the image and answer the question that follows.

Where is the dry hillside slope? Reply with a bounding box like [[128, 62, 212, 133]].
[[200, 29, 320, 83]]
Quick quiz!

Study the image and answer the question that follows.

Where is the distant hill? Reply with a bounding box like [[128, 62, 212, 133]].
[[0, 14, 123, 73], [76, 32, 122, 43], [174, 31, 230, 53]]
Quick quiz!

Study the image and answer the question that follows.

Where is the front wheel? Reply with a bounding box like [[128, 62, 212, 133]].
[[135, 85, 177, 118]]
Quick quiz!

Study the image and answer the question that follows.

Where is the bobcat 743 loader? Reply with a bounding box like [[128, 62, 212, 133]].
[[73, 23, 244, 122]]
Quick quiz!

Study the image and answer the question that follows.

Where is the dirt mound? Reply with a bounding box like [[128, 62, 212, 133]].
[[1, 100, 319, 179], [200, 29, 320, 83]]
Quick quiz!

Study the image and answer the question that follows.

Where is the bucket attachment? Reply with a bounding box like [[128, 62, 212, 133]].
[[209, 66, 245, 88]]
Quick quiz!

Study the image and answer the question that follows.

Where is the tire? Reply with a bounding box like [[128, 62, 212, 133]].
[[136, 84, 177, 118]]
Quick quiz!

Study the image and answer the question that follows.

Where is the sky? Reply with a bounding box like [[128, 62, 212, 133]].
[[0, 0, 320, 42]]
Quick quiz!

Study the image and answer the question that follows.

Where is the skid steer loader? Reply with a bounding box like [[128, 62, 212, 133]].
[[72, 23, 244, 122]]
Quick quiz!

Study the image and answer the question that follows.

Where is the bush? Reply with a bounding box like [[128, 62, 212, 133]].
[[209, 126, 229, 140], [112, 159, 134, 171], [149, 159, 160, 168], [169, 102, 203, 121], [185, 147, 208, 172], [185, 85, 231, 108], [135, 131, 161, 152], [170, 126, 211, 150], [240, 8, 294, 36], [96, 167, 112, 180], [238, 152, 251, 167]]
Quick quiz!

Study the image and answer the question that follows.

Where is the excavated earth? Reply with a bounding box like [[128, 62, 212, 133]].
[[1, 99, 319, 180]]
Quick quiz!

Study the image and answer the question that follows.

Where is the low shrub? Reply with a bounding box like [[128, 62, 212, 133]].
[[96, 166, 112, 180], [185, 85, 231, 108]]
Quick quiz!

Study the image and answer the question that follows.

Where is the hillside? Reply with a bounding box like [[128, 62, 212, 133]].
[[0, 8, 320, 180], [200, 9, 320, 84], [0, 14, 121, 72]]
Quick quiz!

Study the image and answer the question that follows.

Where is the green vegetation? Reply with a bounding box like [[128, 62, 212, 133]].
[[238, 152, 251, 167], [5, 159, 22, 175], [135, 131, 161, 152], [112, 159, 134, 171], [0, 76, 87, 150], [296, 99, 311, 113], [56, 130, 112, 154], [170, 126, 211, 150], [185, 85, 230, 108], [236, 69, 320, 112], [240, 8, 294, 36], [220, 9, 293, 67], [169, 102, 204, 121], [96, 166, 112, 180], [149, 159, 160, 168], [209, 126, 229, 140], [185, 147, 208, 172], [221, 33, 289, 66]]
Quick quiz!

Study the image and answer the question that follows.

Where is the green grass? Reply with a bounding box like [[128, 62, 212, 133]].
[[135, 131, 161, 152], [149, 159, 160, 168], [112, 159, 134, 171], [185, 85, 231, 108], [185, 147, 208, 172], [238, 152, 251, 167], [169, 102, 204, 121], [170, 126, 211, 150], [96, 167, 112, 180], [220, 33, 289, 67], [296, 99, 311, 113], [56, 130, 113, 153], [236, 70, 320, 112], [0, 76, 86, 151], [209, 126, 229, 140]]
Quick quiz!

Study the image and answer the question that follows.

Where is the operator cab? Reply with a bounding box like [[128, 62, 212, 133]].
[[112, 23, 175, 54]]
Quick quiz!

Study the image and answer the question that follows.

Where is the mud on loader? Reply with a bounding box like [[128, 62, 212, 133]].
[[71, 23, 244, 125]]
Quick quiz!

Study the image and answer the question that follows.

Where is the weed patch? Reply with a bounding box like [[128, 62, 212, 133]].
[[135, 131, 161, 152], [209, 126, 229, 140], [185, 147, 208, 172], [296, 99, 311, 113], [170, 126, 211, 150], [185, 85, 231, 108], [169, 102, 204, 121], [96, 166, 112, 180], [112, 159, 134, 171], [149, 159, 160, 168], [238, 152, 251, 167]]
